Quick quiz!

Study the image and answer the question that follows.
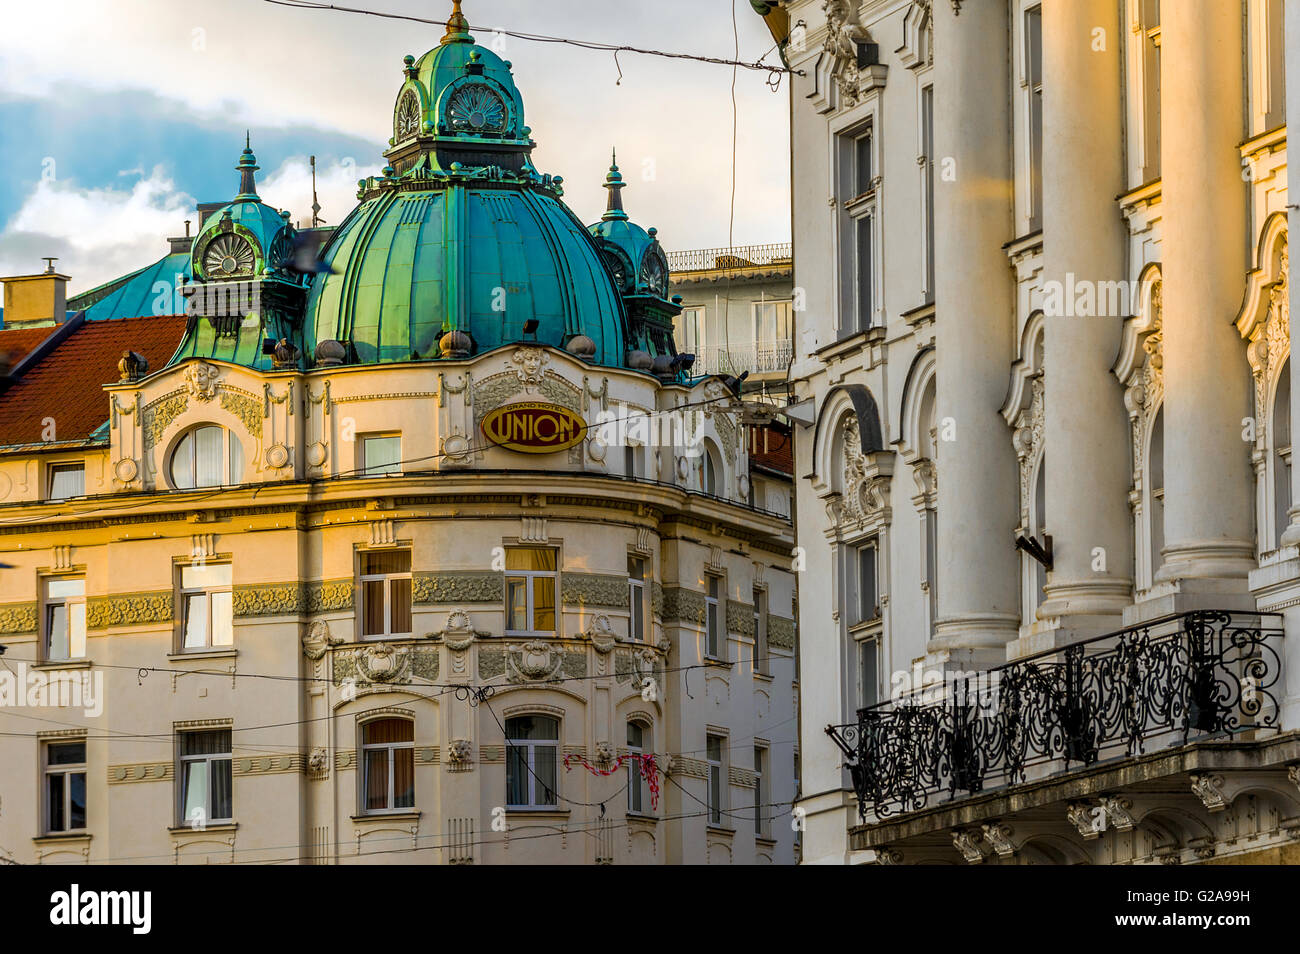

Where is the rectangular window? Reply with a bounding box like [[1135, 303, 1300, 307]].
[[361, 718, 414, 813], [1142, 0, 1161, 179], [1265, 0, 1284, 129], [627, 721, 647, 814], [43, 577, 86, 662], [855, 214, 873, 331], [628, 555, 646, 642], [1026, 5, 1044, 230], [360, 550, 413, 639], [705, 575, 722, 658], [180, 563, 233, 651], [753, 745, 768, 837], [45, 740, 87, 834], [360, 434, 402, 477], [753, 586, 769, 675], [855, 543, 879, 624], [47, 463, 85, 500], [504, 548, 557, 635], [706, 734, 725, 825], [506, 715, 559, 809], [675, 306, 705, 354], [178, 728, 232, 826], [921, 84, 936, 301], [853, 129, 873, 197], [924, 510, 938, 636]]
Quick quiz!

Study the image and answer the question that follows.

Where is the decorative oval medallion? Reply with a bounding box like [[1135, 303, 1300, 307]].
[[481, 402, 587, 455]]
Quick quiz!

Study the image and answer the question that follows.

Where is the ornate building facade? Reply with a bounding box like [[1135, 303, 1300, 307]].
[[761, 0, 1300, 864], [0, 5, 797, 865]]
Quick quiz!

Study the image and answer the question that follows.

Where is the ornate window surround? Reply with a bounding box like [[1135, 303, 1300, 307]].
[[1003, 311, 1048, 624]]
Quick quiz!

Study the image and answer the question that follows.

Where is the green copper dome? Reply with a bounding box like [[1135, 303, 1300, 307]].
[[588, 151, 670, 300], [303, 1, 629, 366]]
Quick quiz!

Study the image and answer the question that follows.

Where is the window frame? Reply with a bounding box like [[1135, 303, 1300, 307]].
[[41, 575, 86, 663], [1023, 3, 1044, 231], [628, 555, 647, 642], [706, 733, 727, 826], [359, 432, 403, 478], [704, 574, 723, 659], [834, 113, 881, 337], [44, 739, 87, 835], [359, 717, 415, 815], [176, 728, 233, 827], [178, 562, 234, 653], [753, 744, 769, 837], [505, 715, 561, 810], [169, 425, 244, 490], [753, 586, 770, 676], [358, 549, 413, 640], [626, 720, 650, 815], [503, 547, 558, 637], [46, 462, 85, 500]]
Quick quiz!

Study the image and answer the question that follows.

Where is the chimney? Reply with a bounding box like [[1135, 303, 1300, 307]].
[[1, 259, 70, 328]]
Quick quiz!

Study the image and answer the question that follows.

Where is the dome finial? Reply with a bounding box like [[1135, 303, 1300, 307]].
[[442, 0, 472, 44], [601, 147, 627, 222], [236, 135, 260, 202]]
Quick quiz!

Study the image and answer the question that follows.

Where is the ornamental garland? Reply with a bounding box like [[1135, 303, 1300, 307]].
[[562, 753, 660, 811]]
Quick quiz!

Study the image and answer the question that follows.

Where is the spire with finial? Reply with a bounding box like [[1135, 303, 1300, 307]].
[[236, 133, 261, 202], [601, 148, 628, 222], [441, 0, 472, 45]]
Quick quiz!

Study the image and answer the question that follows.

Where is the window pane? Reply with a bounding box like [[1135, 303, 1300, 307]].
[[505, 548, 556, 571], [46, 603, 69, 660], [182, 760, 208, 820], [172, 432, 194, 488], [508, 716, 559, 741], [49, 772, 65, 832], [855, 133, 872, 194], [195, 426, 224, 487], [390, 577, 412, 634], [532, 576, 555, 632], [364, 749, 389, 810], [211, 758, 232, 819], [364, 718, 413, 744], [47, 579, 84, 599], [709, 766, 722, 823], [534, 745, 557, 806], [182, 563, 231, 589], [181, 729, 231, 756], [506, 746, 528, 806], [627, 723, 643, 747], [706, 602, 719, 655], [49, 742, 85, 765], [183, 593, 209, 648], [857, 216, 873, 328], [393, 747, 414, 809], [632, 592, 644, 641], [362, 436, 401, 475], [628, 556, 644, 581], [860, 640, 879, 708], [229, 433, 244, 483], [362, 550, 410, 575], [362, 579, 386, 636], [49, 465, 85, 499], [69, 771, 86, 829], [506, 579, 527, 631], [210, 591, 233, 647], [69, 601, 86, 658], [707, 736, 722, 761]]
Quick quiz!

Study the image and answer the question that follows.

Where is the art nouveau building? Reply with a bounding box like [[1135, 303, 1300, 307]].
[[759, 0, 1300, 863], [0, 5, 797, 865]]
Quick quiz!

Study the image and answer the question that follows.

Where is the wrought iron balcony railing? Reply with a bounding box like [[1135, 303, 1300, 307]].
[[826, 610, 1283, 821], [692, 342, 793, 377], [666, 243, 793, 273]]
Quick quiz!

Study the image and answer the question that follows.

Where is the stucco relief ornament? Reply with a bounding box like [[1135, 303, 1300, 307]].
[[185, 361, 220, 402], [431, 610, 484, 650], [511, 347, 549, 392], [302, 620, 343, 660], [356, 642, 412, 683], [823, 0, 872, 106], [507, 641, 564, 682], [594, 741, 615, 767], [585, 613, 617, 654], [447, 739, 473, 764], [307, 747, 329, 777]]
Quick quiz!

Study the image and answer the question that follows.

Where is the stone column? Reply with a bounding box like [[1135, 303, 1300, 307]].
[[930, 0, 1020, 663], [1156, 0, 1256, 591], [1033, 0, 1132, 643]]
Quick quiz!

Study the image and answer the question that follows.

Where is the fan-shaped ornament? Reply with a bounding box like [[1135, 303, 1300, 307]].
[[639, 249, 668, 297], [446, 83, 506, 134], [204, 234, 256, 278], [396, 91, 420, 140]]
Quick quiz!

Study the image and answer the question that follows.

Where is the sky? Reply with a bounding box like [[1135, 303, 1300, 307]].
[[0, 0, 791, 296]]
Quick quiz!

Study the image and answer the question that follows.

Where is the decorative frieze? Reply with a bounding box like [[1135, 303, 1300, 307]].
[[108, 762, 173, 784], [478, 648, 506, 679], [661, 586, 706, 625], [233, 583, 305, 618], [479, 744, 505, 763], [0, 602, 38, 635], [414, 571, 504, 604], [561, 571, 628, 608], [86, 591, 173, 629], [767, 615, 796, 650], [219, 388, 263, 437], [729, 766, 757, 788], [726, 600, 756, 638], [233, 754, 302, 776]]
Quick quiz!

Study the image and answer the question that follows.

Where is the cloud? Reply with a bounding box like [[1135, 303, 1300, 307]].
[[259, 156, 381, 230], [0, 168, 193, 291]]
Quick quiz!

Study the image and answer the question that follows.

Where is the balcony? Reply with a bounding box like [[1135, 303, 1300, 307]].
[[692, 342, 793, 378], [666, 243, 792, 274], [827, 611, 1284, 824]]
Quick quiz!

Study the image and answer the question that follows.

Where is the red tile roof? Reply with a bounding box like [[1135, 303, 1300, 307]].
[[0, 316, 188, 447], [0, 325, 57, 370], [749, 422, 793, 476]]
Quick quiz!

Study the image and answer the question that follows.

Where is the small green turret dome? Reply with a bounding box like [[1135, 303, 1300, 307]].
[[190, 138, 297, 282], [303, 1, 629, 366], [588, 150, 670, 300]]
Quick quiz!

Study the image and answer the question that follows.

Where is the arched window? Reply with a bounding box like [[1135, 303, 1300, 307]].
[[698, 442, 721, 496], [505, 715, 559, 809], [360, 717, 414, 813], [170, 426, 244, 489]]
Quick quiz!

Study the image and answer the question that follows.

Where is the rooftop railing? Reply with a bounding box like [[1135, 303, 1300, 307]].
[[666, 243, 793, 273]]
